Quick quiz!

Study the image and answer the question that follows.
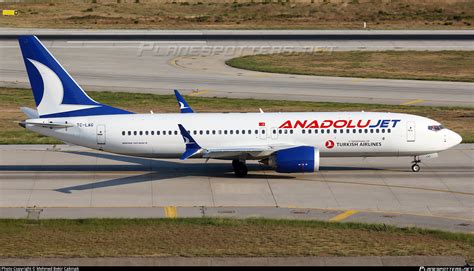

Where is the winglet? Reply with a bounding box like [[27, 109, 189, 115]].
[[174, 90, 194, 113], [178, 124, 202, 160]]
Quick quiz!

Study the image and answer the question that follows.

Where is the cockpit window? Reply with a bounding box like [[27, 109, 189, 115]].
[[428, 125, 444, 131]]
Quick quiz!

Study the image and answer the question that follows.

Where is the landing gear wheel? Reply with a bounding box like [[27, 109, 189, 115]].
[[232, 160, 248, 177], [411, 164, 421, 172], [411, 156, 421, 172]]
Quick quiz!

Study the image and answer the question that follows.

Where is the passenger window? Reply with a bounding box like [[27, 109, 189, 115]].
[[364, 129, 368, 133], [263, 130, 266, 134], [289, 130, 292, 134], [370, 129, 373, 133], [134, 131, 137, 136], [242, 130, 245, 134], [248, 130, 251, 134], [334, 129, 337, 134], [376, 129, 379, 133], [174, 131, 178, 135], [358, 129, 362, 133], [314, 129, 318, 134], [151, 131, 154, 135], [219, 130, 222, 135], [145, 131, 149, 135], [340, 129, 343, 134], [122, 131, 125, 136], [278, 130, 282, 134], [353, 129, 356, 133], [212, 130, 216, 135], [139, 131, 143, 136], [206, 130, 210, 135], [230, 130, 234, 135], [273, 129, 277, 134], [128, 131, 131, 136], [346, 129, 350, 134], [321, 129, 325, 134], [224, 130, 228, 135], [236, 130, 239, 135], [327, 129, 330, 134], [388, 129, 391, 133], [199, 130, 203, 135], [284, 130, 288, 134], [163, 130, 166, 135], [302, 129, 306, 134], [255, 130, 258, 134], [308, 129, 312, 134], [168, 131, 172, 135], [382, 129, 385, 133]]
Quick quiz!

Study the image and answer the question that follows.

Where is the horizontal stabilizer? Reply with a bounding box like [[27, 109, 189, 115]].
[[20, 107, 39, 119], [23, 119, 75, 129]]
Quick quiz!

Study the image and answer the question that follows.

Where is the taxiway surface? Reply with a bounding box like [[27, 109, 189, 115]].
[[1, 29, 473, 107], [0, 144, 472, 232]]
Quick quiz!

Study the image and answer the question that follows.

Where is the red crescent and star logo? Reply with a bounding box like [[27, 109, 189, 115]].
[[325, 140, 335, 149]]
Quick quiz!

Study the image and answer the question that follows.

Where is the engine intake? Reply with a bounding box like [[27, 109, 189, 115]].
[[265, 146, 320, 173]]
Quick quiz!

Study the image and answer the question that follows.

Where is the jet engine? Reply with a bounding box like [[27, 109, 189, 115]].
[[262, 146, 320, 173]]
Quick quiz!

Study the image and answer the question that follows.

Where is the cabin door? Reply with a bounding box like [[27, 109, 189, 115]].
[[97, 124, 106, 145], [406, 121, 416, 142]]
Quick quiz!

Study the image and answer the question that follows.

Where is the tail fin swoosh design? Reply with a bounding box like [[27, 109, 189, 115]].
[[174, 89, 194, 113], [18, 35, 133, 118]]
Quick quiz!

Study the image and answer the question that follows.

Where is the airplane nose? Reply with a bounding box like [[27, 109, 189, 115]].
[[448, 130, 462, 147]]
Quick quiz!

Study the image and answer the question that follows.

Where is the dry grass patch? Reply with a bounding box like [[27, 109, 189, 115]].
[[0, 1, 473, 29], [226, 51, 474, 82], [0, 218, 473, 260]]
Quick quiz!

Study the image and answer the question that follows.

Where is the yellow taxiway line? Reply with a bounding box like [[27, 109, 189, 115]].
[[329, 210, 359, 222], [401, 99, 425, 105], [164, 206, 178, 218]]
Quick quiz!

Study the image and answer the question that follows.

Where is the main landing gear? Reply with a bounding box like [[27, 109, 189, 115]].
[[411, 156, 421, 172], [232, 159, 248, 177]]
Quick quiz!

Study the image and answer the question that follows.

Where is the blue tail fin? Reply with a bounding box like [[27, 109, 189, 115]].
[[174, 89, 194, 113], [18, 35, 133, 118]]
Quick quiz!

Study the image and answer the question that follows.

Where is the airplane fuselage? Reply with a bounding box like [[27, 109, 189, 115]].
[[26, 111, 461, 159]]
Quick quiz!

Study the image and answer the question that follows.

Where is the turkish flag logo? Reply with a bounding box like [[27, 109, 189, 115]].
[[325, 140, 335, 149], [259, 122, 265, 127]]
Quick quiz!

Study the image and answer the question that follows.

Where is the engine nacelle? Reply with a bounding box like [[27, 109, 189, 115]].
[[267, 146, 320, 173]]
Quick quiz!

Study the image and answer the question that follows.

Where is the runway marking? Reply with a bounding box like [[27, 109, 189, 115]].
[[298, 177, 474, 196], [351, 78, 367, 83], [401, 99, 425, 105], [169, 56, 187, 69], [329, 210, 359, 222], [188, 90, 209, 96], [164, 206, 177, 218], [67, 41, 207, 44], [0, 206, 472, 223]]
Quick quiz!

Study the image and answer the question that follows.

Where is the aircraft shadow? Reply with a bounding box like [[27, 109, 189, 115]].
[[0, 150, 384, 193]]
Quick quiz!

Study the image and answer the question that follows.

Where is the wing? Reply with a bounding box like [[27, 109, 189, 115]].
[[177, 124, 295, 160], [202, 144, 296, 159]]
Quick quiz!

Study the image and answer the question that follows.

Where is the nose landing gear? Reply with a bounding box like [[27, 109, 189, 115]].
[[232, 159, 248, 177], [411, 156, 421, 172]]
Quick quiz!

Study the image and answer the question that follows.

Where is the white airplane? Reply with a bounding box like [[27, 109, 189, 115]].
[[18, 36, 462, 177]]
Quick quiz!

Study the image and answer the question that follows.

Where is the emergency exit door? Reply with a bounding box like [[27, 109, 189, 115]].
[[97, 124, 106, 144], [406, 121, 415, 142]]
